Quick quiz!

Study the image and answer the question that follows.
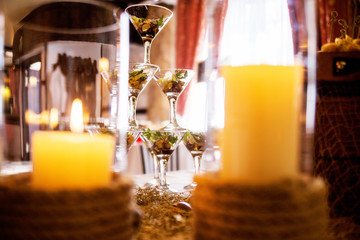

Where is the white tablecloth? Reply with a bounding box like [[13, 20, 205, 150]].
[[0, 161, 195, 192], [132, 170, 194, 192]]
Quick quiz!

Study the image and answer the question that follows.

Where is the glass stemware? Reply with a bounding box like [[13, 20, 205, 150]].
[[125, 4, 173, 64], [140, 129, 185, 190], [99, 62, 146, 172], [99, 62, 159, 130], [128, 63, 159, 129], [112, 128, 140, 173], [154, 69, 195, 131], [183, 131, 206, 190], [98, 58, 118, 132], [126, 129, 140, 152], [141, 137, 160, 186]]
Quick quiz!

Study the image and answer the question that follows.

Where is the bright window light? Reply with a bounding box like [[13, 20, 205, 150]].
[[29, 61, 41, 71], [220, 0, 294, 66]]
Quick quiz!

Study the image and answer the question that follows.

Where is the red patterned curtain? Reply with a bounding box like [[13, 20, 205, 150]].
[[176, 0, 206, 69], [176, 0, 227, 115], [176, 0, 206, 115], [213, 0, 228, 65]]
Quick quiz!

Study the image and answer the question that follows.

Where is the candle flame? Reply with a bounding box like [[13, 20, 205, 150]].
[[99, 57, 110, 87], [49, 108, 59, 129], [99, 57, 109, 72], [70, 98, 84, 133]]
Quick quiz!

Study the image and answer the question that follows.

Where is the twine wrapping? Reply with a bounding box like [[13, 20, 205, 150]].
[[192, 173, 329, 240], [0, 173, 140, 240]]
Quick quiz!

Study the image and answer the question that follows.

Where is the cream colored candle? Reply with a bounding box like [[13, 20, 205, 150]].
[[32, 99, 115, 190], [220, 65, 303, 183]]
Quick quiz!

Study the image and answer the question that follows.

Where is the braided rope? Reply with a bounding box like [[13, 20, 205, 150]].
[[192, 173, 329, 240], [0, 173, 140, 240]]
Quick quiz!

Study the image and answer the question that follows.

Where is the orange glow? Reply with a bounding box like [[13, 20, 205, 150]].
[[83, 111, 90, 125], [29, 76, 38, 87], [39, 110, 49, 125], [25, 110, 51, 125], [49, 108, 59, 129], [99, 57, 109, 72], [70, 98, 84, 133], [1, 86, 11, 101], [25, 110, 38, 124]]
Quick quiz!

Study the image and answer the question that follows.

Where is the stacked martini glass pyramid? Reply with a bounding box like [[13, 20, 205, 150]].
[[124, 4, 205, 192]]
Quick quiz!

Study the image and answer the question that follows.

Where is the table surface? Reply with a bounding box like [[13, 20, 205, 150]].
[[0, 161, 195, 192]]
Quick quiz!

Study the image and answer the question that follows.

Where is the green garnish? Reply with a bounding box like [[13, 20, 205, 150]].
[[157, 70, 188, 93], [130, 15, 164, 38], [183, 131, 206, 153], [143, 128, 178, 147], [132, 16, 139, 23], [167, 135, 178, 146], [143, 128, 152, 140], [184, 131, 202, 143], [184, 131, 203, 143], [183, 131, 190, 140], [129, 70, 147, 89], [175, 70, 188, 80], [157, 15, 164, 27], [132, 16, 146, 23], [130, 70, 144, 77]]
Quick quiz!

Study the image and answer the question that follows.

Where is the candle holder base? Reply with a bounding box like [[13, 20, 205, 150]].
[[192, 173, 329, 240], [0, 172, 140, 240]]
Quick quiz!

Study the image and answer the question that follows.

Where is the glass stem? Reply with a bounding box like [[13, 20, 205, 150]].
[[158, 157, 169, 188], [109, 91, 118, 131], [129, 95, 137, 127], [168, 97, 178, 126], [152, 153, 159, 179], [144, 40, 152, 64], [193, 155, 202, 175]]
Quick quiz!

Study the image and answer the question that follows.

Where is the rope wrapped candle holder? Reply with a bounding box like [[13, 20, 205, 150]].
[[0, 172, 140, 240], [192, 173, 329, 240]]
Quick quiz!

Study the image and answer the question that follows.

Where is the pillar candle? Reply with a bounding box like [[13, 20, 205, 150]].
[[31, 99, 115, 190], [220, 65, 303, 183]]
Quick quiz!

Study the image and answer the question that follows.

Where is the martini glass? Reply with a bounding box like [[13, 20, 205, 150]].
[[141, 136, 160, 186], [112, 128, 140, 172], [140, 128, 185, 191], [99, 59, 119, 132], [125, 4, 173, 64], [126, 129, 140, 152], [100, 62, 158, 130], [138, 123, 164, 186], [183, 131, 206, 190], [154, 69, 195, 131], [128, 63, 159, 129]]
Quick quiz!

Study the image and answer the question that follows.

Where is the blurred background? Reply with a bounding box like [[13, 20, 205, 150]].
[[1, 0, 206, 174], [0, 0, 358, 174]]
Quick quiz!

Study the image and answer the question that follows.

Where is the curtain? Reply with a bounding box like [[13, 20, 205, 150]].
[[176, 0, 206, 69], [213, 0, 228, 65], [176, 0, 227, 115], [176, 0, 206, 115]]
